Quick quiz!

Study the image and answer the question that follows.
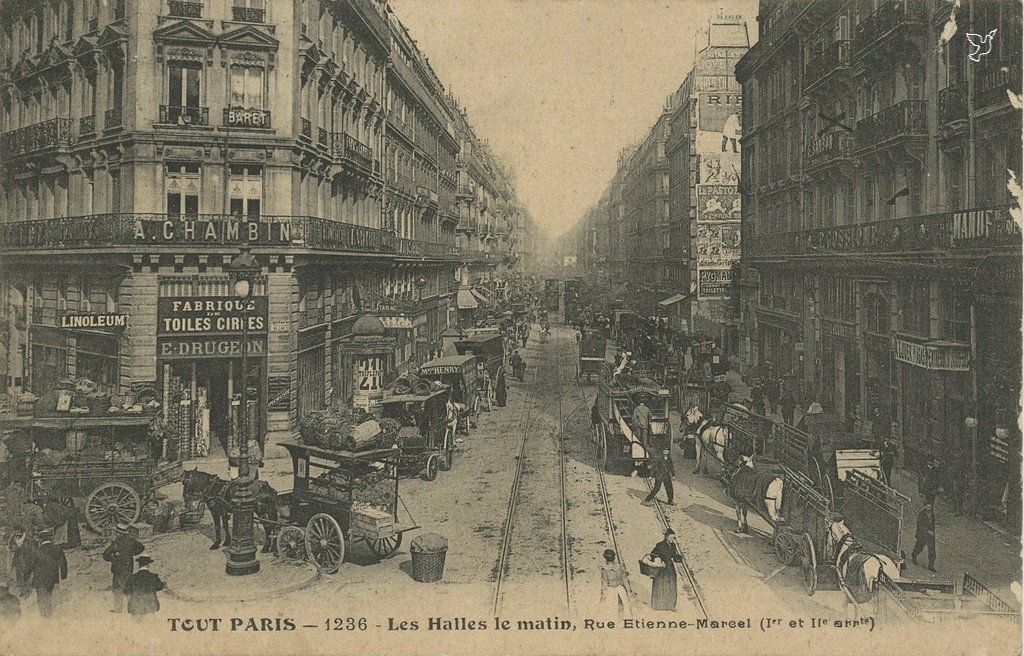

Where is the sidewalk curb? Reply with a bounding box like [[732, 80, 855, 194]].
[[165, 567, 323, 604]]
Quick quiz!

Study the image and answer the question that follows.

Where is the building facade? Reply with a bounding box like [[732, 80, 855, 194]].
[[737, 0, 1021, 526], [0, 0, 528, 463]]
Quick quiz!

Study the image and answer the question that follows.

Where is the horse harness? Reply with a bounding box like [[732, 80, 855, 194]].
[[691, 416, 728, 450]]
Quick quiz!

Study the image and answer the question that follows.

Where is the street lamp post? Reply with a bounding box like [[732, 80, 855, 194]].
[[225, 247, 261, 576]]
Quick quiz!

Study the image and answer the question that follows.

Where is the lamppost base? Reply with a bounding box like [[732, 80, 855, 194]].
[[226, 550, 261, 576]]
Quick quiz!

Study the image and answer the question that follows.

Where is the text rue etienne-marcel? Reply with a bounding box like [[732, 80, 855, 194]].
[[166, 617, 787, 633]]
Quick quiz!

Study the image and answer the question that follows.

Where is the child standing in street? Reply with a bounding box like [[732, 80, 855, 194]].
[[599, 549, 631, 620]]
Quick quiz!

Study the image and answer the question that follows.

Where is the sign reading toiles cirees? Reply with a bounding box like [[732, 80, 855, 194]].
[[133, 217, 293, 245]]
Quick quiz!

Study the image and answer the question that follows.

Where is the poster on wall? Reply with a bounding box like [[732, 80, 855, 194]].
[[697, 267, 734, 299], [696, 184, 741, 221], [354, 356, 384, 412], [696, 222, 742, 268], [697, 91, 742, 135]]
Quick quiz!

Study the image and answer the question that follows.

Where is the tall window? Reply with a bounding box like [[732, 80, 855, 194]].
[[898, 281, 931, 336], [168, 62, 202, 108], [229, 165, 262, 218], [166, 163, 200, 216], [230, 65, 264, 109]]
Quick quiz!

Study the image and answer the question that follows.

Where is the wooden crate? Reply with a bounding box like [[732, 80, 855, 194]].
[[350, 506, 394, 539]]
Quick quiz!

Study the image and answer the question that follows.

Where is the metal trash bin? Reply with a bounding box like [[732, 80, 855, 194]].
[[410, 533, 448, 583]]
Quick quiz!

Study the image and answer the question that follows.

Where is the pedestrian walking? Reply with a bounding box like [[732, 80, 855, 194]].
[[124, 556, 165, 621], [780, 388, 796, 426], [911, 502, 937, 572], [647, 529, 682, 611], [751, 385, 765, 417], [870, 407, 889, 447], [0, 585, 20, 629], [599, 549, 631, 620], [29, 529, 66, 618], [591, 401, 602, 441], [919, 457, 943, 504], [495, 366, 507, 408], [102, 523, 144, 613], [764, 376, 780, 415], [879, 436, 897, 485], [643, 450, 675, 506]]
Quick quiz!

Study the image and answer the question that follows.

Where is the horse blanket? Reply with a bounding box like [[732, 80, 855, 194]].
[[728, 467, 779, 510]]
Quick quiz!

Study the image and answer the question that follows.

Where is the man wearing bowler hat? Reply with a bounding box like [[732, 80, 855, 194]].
[[29, 529, 66, 618], [124, 555, 165, 621], [103, 523, 144, 613]]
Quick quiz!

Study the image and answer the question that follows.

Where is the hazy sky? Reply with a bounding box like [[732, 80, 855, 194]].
[[388, 0, 759, 238]]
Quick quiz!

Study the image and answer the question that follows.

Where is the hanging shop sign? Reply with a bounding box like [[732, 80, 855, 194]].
[[157, 297, 268, 336], [58, 312, 127, 331], [697, 267, 733, 299], [157, 336, 267, 359], [134, 218, 292, 245], [380, 314, 427, 330], [893, 336, 970, 372]]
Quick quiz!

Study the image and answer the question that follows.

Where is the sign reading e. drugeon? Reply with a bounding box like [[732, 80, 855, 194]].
[[158, 336, 268, 359], [134, 217, 292, 245], [157, 297, 269, 336]]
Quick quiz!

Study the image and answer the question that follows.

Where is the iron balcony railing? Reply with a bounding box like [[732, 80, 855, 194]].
[[853, 0, 924, 57], [938, 85, 967, 126], [855, 99, 927, 149], [231, 6, 265, 22], [168, 1, 203, 18], [746, 205, 1019, 258], [416, 186, 439, 206], [104, 107, 123, 129], [160, 105, 209, 126], [803, 40, 850, 90], [0, 213, 467, 260], [301, 118, 312, 139], [804, 131, 853, 167], [79, 115, 96, 136], [332, 133, 373, 170], [0, 118, 73, 157]]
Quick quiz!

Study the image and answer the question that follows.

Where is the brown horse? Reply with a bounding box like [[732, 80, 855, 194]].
[[181, 469, 279, 552]]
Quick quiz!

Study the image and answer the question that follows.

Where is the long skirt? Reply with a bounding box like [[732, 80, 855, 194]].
[[651, 570, 677, 611]]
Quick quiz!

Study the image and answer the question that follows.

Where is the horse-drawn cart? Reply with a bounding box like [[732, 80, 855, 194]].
[[0, 413, 182, 534], [577, 328, 606, 384], [380, 388, 453, 482], [276, 442, 418, 573]]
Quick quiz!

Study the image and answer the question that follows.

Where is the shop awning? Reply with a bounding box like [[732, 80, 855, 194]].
[[471, 288, 490, 303], [457, 288, 479, 310], [658, 293, 687, 307]]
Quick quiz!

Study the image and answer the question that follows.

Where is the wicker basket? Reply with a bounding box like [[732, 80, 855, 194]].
[[411, 549, 446, 583]]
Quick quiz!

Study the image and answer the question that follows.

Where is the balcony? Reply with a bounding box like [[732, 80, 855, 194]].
[[0, 118, 73, 159], [938, 85, 967, 125], [104, 107, 122, 129], [231, 6, 265, 22], [803, 40, 850, 92], [975, 54, 1023, 110], [79, 115, 96, 137], [804, 132, 853, 170], [224, 108, 271, 129], [301, 118, 311, 140], [168, 1, 203, 18], [852, 0, 924, 60], [745, 205, 1019, 260], [416, 186, 439, 206], [159, 105, 209, 126], [854, 100, 927, 151], [396, 238, 459, 260], [332, 133, 373, 172]]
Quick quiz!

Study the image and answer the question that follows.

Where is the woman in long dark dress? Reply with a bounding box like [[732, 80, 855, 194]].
[[495, 367, 508, 407], [649, 529, 682, 611]]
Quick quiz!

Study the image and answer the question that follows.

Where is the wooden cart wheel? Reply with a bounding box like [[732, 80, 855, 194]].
[[424, 455, 439, 481], [773, 529, 798, 566], [439, 429, 453, 471], [305, 513, 345, 574], [811, 457, 825, 489], [368, 532, 403, 560], [85, 482, 142, 533], [801, 532, 817, 596], [276, 525, 307, 561]]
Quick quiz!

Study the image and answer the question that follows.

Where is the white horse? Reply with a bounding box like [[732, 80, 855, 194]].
[[685, 404, 731, 475], [728, 455, 784, 532], [826, 519, 901, 608]]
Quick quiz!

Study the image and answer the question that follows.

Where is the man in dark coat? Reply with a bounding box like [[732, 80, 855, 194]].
[[911, 502, 937, 572], [764, 376, 780, 415], [103, 523, 144, 613], [919, 457, 943, 504], [124, 555, 165, 620], [643, 450, 675, 506], [750, 385, 765, 417], [29, 529, 66, 618], [879, 436, 898, 485], [780, 389, 797, 426], [495, 366, 508, 407]]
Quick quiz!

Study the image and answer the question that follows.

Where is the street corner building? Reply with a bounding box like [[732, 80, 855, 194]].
[[0, 0, 535, 464], [734, 0, 1022, 530], [565, 12, 750, 356]]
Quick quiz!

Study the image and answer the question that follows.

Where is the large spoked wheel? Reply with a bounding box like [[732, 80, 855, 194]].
[[369, 532, 403, 560], [305, 513, 345, 574], [439, 429, 453, 471], [85, 482, 142, 533], [276, 525, 307, 561], [773, 528, 799, 566], [822, 474, 835, 508], [424, 455, 440, 481], [801, 532, 817, 596]]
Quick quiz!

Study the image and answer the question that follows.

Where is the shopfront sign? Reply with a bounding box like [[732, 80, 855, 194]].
[[58, 312, 127, 331], [821, 318, 857, 342], [380, 315, 427, 330], [157, 336, 267, 359], [225, 108, 270, 129], [134, 218, 292, 245], [697, 267, 733, 299], [157, 297, 268, 336], [893, 336, 970, 371]]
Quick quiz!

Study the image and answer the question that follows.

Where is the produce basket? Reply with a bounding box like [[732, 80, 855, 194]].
[[639, 554, 665, 577], [410, 532, 448, 583]]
